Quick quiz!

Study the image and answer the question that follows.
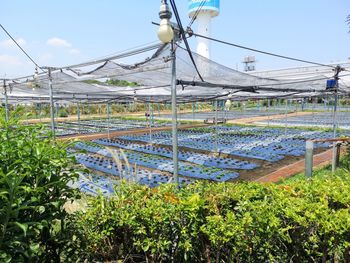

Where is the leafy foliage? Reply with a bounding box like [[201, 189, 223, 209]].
[[0, 109, 79, 262], [105, 79, 139, 87], [72, 171, 350, 262], [83, 79, 139, 87]]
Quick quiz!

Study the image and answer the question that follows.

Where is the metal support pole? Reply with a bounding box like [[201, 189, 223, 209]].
[[170, 40, 179, 186], [98, 104, 102, 121], [39, 103, 42, 121], [215, 99, 218, 153], [48, 68, 55, 137], [157, 103, 161, 117], [55, 103, 59, 118], [312, 97, 315, 122], [332, 65, 342, 173], [192, 102, 195, 121], [3, 80, 9, 122], [284, 99, 288, 135], [107, 102, 110, 139], [151, 104, 154, 126], [77, 102, 81, 134], [148, 102, 152, 142], [267, 99, 270, 127], [305, 140, 314, 178]]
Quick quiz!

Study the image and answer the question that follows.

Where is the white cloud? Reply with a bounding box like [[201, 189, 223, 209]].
[[46, 37, 72, 48], [0, 54, 22, 66], [38, 53, 54, 63], [0, 38, 26, 48], [69, 48, 80, 54]]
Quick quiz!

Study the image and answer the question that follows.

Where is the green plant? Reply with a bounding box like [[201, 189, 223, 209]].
[[71, 170, 350, 262], [58, 108, 69, 118], [0, 109, 79, 262]]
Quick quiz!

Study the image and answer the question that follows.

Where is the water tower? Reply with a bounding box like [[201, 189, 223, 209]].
[[188, 0, 220, 59]]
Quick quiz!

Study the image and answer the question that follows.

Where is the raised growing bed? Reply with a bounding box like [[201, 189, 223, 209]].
[[74, 142, 239, 182], [93, 138, 259, 170]]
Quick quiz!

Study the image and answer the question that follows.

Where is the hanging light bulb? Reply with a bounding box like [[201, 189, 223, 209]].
[[157, 0, 174, 43], [34, 67, 38, 81], [32, 67, 39, 91]]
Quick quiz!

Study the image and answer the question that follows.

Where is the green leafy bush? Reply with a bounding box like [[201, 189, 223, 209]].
[[0, 109, 79, 262], [58, 108, 69, 117], [342, 142, 350, 171], [72, 171, 350, 262]]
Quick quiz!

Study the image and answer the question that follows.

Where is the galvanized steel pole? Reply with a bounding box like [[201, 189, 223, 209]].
[[48, 68, 55, 137], [3, 79, 9, 122], [332, 66, 342, 173], [77, 102, 81, 134], [171, 40, 179, 186], [107, 102, 110, 139], [148, 101, 152, 142], [215, 99, 218, 153]]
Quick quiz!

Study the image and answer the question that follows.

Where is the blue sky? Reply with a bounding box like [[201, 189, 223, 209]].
[[1, 0, 349, 78]]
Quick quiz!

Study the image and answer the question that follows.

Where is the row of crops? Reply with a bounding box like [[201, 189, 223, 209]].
[[40, 117, 169, 136], [72, 125, 350, 195], [257, 111, 350, 129], [158, 109, 287, 121]]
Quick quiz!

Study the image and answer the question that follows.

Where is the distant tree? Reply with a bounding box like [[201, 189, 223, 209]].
[[105, 79, 139, 87], [83, 79, 139, 87]]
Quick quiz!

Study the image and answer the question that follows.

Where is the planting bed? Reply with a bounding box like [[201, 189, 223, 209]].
[[257, 112, 350, 129], [118, 126, 342, 163], [39, 117, 169, 137], [93, 138, 258, 170], [74, 152, 192, 188], [157, 109, 288, 121], [70, 123, 350, 191], [70, 173, 117, 196], [74, 142, 239, 182]]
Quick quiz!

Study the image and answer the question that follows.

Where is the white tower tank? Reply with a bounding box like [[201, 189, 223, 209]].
[[188, 0, 220, 59]]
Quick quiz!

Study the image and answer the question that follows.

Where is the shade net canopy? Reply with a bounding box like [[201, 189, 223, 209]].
[[3, 42, 350, 104]]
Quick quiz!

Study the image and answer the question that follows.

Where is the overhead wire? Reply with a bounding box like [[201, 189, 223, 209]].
[[0, 23, 44, 72], [88, 40, 161, 61], [61, 43, 164, 70], [190, 32, 337, 69], [188, 0, 206, 28], [168, 0, 204, 81]]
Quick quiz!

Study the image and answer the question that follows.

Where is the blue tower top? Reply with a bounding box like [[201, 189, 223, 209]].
[[188, 0, 220, 18]]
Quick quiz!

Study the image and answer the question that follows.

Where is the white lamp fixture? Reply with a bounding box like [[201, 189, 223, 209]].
[[157, 0, 174, 43], [34, 67, 38, 81], [32, 67, 39, 91]]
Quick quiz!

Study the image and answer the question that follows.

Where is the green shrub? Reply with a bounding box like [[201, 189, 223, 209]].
[[72, 172, 350, 262], [342, 142, 350, 171], [58, 108, 69, 117], [0, 109, 79, 262]]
